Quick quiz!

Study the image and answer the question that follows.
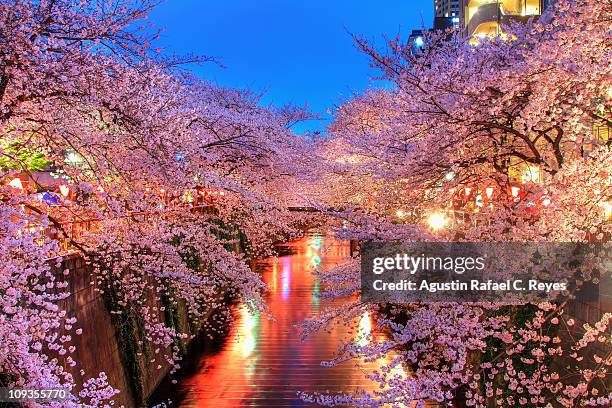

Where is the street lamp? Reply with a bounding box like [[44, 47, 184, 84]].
[[427, 212, 448, 231]]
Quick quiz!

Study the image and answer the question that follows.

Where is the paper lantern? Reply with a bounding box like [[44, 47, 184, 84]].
[[59, 184, 70, 197], [8, 178, 23, 190]]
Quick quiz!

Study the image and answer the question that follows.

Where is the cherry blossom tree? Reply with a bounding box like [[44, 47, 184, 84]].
[[1, 0, 313, 405], [304, 0, 611, 406]]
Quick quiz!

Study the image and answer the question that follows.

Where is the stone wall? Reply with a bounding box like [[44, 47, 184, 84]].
[[54, 251, 231, 407], [56, 254, 136, 407]]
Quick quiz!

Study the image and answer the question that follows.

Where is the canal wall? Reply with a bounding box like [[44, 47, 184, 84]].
[[54, 244, 240, 408], [55, 254, 136, 407]]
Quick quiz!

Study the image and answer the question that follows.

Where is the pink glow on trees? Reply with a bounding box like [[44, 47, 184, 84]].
[[303, 0, 611, 406], [1, 0, 313, 404]]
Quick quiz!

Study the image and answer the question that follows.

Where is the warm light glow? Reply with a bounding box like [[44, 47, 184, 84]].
[[64, 151, 82, 165], [445, 171, 455, 181], [8, 178, 23, 190], [464, 187, 472, 197], [521, 165, 541, 184], [603, 202, 612, 219], [511, 186, 521, 198], [472, 21, 500, 39], [540, 196, 552, 207], [281, 258, 291, 300], [239, 307, 259, 358], [427, 212, 448, 231], [485, 186, 494, 199], [59, 184, 70, 197], [523, 5, 539, 16], [356, 312, 372, 347], [395, 209, 406, 218]]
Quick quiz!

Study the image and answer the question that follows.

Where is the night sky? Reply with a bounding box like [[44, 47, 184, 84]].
[[149, 0, 433, 134]]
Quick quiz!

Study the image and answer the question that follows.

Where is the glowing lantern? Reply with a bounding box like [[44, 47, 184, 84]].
[[8, 178, 24, 190], [485, 187, 494, 199], [59, 184, 70, 197], [427, 212, 448, 231], [219, 191, 226, 196], [464, 187, 472, 197], [511, 186, 521, 198]]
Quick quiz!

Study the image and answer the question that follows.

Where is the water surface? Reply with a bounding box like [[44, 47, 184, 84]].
[[159, 233, 400, 407]]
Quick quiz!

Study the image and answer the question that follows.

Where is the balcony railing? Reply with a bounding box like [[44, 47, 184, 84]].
[[468, 2, 502, 36], [467, 0, 542, 36]]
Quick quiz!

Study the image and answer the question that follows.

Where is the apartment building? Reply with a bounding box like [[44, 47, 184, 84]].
[[459, 0, 549, 37], [434, 0, 461, 17]]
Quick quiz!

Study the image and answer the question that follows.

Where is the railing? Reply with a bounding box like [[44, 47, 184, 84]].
[[466, 0, 543, 36], [468, 2, 501, 36]]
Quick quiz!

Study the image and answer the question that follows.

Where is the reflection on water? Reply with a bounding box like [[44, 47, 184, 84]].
[[281, 257, 291, 300], [240, 307, 258, 359], [156, 232, 405, 407], [356, 311, 372, 348]]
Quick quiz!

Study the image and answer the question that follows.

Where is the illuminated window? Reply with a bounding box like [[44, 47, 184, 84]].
[[501, 0, 540, 16], [467, 0, 500, 22], [472, 21, 500, 38]]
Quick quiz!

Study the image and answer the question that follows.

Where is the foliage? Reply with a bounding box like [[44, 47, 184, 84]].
[[0, 140, 50, 171], [302, 1, 612, 406], [0, 0, 313, 405]]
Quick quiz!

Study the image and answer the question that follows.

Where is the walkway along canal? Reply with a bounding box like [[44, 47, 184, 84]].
[[150, 232, 396, 407]]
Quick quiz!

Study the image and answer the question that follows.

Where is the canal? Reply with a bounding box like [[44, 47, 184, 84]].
[[152, 232, 396, 407]]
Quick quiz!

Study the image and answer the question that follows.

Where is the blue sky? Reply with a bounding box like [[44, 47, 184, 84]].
[[148, 1, 433, 134]]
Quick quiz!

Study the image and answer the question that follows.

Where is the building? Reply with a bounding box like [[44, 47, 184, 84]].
[[435, 0, 461, 18], [459, 0, 550, 37]]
